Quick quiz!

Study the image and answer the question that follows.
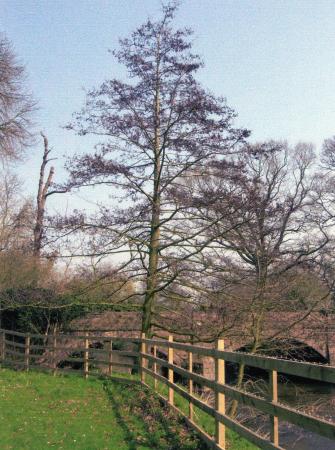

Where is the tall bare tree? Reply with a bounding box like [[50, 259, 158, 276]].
[[61, 2, 248, 334]]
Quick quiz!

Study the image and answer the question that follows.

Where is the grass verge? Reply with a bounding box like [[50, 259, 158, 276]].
[[0, 368, 257, 449]]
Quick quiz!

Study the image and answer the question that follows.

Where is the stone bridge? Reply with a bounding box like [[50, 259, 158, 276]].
[[72, 310, 335, 378], [195, 311, 335, 380], [153, 310, 335, 365], [225, 312, 335, 365]]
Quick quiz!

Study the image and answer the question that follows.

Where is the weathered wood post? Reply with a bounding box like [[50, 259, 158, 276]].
[[269, 369, 279, 445], [84, 332, 89, 379], [24, 334, 30, 371], [215, 339, 225, 449], [0, 330, 5, 364], [168, 335, 174, 406], [52, 330, 57, 376], [141, 332, 146, 384], [153, 344, 157, 390], [108, 339, 113, 376], [188, 350, 193, 421]]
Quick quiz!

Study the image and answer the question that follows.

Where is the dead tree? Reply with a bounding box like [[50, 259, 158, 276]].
[[33, 133, 55, 257]]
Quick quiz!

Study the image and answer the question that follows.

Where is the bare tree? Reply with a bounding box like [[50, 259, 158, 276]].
[[33, 133, 55, 257], [0, 164, 33, 254], [59, 2, 248, 335], [316, 134, 335, 309], [321, 136, 335, 169], [192, 141, 330, 415], [0, 34, 36, 160]]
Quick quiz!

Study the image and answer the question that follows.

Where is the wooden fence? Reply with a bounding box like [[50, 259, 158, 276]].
[[0, 328, 141, 382], [1, 328, 335, 450]]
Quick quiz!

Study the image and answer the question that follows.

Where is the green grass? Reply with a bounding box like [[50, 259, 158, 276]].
[[0, 368, 257, 449], [144, 376, 258, 450], [0, 368, 204, 450]]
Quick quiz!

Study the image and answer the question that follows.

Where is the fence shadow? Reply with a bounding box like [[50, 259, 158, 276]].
[[102, 379, 204, 450]]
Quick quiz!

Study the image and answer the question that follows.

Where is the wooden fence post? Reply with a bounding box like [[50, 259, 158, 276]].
[[84, 333, 89, 379], [141, 333, 146, 384], [25, 334, 30, 371], [153, 345, 157, 390], [52, 331, 57, 376], [0, 331, 5, 364], [215, 339, 225, 449], [168, 335, 174, 406], [108, 340, 113, 376], [188, 350, 194, 421], [269, 370, 279, 446]]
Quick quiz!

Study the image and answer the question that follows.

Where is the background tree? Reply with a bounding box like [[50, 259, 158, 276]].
[[0, 34, 36, 161], [321, 135, 335, 169], [190, 141, 331, 415], [33, 132, 58, 257], [316, 134, 335, 310]]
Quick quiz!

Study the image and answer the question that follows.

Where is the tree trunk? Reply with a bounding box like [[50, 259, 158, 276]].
[[229, 267, 267, 418], [142, 40, 161, 336], [33, 133, 54, 258]]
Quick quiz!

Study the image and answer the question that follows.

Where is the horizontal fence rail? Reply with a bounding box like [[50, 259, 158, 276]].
[[0, 328, 140, 382], [0, 328, 334, 450], [140, 334, 335, 450]]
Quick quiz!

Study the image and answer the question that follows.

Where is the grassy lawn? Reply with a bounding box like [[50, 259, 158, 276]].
[[0, 368, 257, 449]]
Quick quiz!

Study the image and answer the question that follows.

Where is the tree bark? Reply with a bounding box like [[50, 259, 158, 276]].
[[142, 38, 161, 336], [33, 133, 54, 258]]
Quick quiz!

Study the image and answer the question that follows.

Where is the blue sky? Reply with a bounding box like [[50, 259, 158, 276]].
[[1, 0, 335, 207]]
